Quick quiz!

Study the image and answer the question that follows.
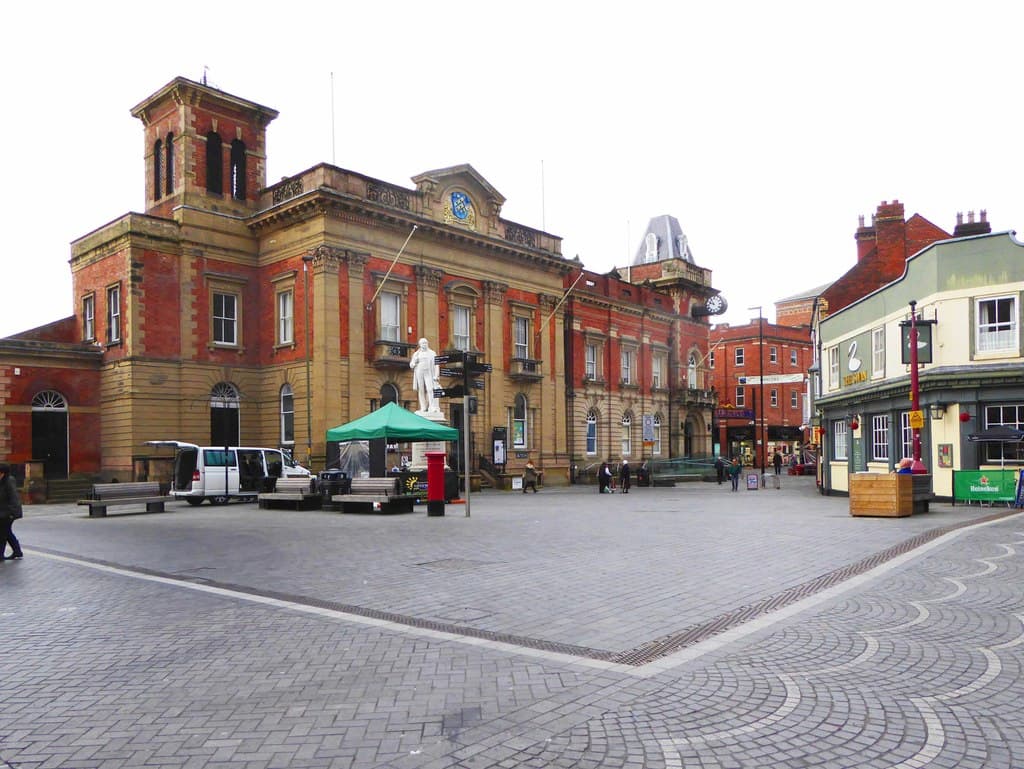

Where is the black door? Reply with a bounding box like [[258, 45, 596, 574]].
[[32, 410, 68, 479], [211, 407, 239, 447]]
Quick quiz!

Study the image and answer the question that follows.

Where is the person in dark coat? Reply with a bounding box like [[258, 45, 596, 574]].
[[0, 463, 24, 560], [773, 451, 783, 475], [598, 462, 612, 494], [714, 455, 725, 485], [619, 460, 631, 493], [728, 457, 742, 491]]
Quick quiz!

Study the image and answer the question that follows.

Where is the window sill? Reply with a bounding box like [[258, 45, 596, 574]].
[[274, 341, 297, 351], [208, 343, 244, 353], [972, 349, 1019, 361]]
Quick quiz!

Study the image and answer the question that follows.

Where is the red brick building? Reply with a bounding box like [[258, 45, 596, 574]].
[[709, 318, 813, 470], [0, 78, 724, 497]]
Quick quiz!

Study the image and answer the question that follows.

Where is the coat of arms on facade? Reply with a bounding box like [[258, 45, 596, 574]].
[[444, 191, 477, 230]]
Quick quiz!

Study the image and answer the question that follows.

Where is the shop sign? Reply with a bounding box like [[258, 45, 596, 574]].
[[953, 469, 1018, 504], [716, 408, 755, 419]]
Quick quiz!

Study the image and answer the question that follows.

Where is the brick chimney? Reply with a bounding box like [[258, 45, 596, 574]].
[[873, 200, 907, 280], [854, 213, 876, 263], [953, 209, 992, 238]]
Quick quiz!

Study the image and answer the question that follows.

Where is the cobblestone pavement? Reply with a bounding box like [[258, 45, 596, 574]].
[[2, 477, 1023, 768]]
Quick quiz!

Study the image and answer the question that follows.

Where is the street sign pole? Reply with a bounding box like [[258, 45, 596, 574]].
[[463, 391, 471, 517]]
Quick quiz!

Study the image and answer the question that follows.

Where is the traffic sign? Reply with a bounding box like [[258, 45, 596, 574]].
[[467, 362, 493, 373], [439, 368, 462, 378], [434, 385, 465, 399], [909, 410, 925, 429], [471, 379, 485, 390], [434, 352, 463, 365]]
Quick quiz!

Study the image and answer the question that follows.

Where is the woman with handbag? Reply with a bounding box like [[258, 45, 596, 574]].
[[0, 463, 24, 560]]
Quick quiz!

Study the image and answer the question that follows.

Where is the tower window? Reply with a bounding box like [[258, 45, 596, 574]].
[[231, 139, 247, 201], [206, 131, 223, 194], [165, 132, 174, 196], [153, 138, 162, 199]]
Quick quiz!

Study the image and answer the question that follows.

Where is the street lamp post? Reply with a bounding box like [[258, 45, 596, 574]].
[[908, 299, 927, 474], [749, 306, 766, 479], [302, 253, 314, 467]]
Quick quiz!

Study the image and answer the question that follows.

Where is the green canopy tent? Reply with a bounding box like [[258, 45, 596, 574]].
[[326, 402, 459, 443]]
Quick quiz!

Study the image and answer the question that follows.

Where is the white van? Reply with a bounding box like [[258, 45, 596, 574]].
[[145, 441, 312, 505]]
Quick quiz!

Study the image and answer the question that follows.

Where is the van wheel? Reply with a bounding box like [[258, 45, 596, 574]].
[[185, 498, 203, 507], [209, 495, 230, 506]]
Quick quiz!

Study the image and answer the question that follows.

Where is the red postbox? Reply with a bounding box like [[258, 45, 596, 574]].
[[425, 451, 446, 517]]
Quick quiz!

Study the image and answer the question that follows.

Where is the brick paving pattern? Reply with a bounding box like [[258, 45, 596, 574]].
[[2, 477, 1023, 767]]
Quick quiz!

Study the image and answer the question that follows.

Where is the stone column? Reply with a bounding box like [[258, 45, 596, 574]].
[[414, 265, 443, 357], [343, 250, 369, 423], [308, 246, 343, 466], [483, 281, 508, 435]]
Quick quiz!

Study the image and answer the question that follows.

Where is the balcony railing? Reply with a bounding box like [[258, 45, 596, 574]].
[[509, 358, 543, 381], [372, 339, 415, 368], [681, 387, 717, 408]]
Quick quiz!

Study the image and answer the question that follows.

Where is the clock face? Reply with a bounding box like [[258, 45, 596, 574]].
[[706, 294, 726, 315]]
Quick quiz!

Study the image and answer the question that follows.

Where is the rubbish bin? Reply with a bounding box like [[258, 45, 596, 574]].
[[318, 470, 350, 503]]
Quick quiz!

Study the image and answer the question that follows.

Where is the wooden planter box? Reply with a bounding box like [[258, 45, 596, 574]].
[[850, 473, 912, 517]]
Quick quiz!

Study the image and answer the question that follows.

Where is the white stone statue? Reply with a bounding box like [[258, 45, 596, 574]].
[[410, 337, 441, 413]]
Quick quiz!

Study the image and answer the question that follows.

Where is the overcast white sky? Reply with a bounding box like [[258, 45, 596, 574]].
[[3, 1, 1021, 339]]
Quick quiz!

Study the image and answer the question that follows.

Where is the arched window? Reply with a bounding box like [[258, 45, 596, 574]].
[[230, 139, 246, 200], [153, 138, 162, 199], [688, 352, 699, 389], [280, 384, 294, 445], [380, 383, 399, 405], [164, 132, 174, 196], [32, 390, 68, 410], [621, 412, 633, 457], [512, 394, 528, 448], [206, 131, 223, 194], [585, 409, 598, 455]]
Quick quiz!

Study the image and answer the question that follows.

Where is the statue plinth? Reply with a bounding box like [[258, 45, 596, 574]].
[[410, 409, 449, 469]]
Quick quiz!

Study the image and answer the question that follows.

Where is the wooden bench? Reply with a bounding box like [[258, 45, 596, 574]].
[[257, 477, 321, 510], [331, 477, 418, 514], [78, 481, 174, 518]]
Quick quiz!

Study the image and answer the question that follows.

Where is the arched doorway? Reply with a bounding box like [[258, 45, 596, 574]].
[[684, 416, 699, 458], [32, 390, 68, 479], [210, 382, 240, 446]]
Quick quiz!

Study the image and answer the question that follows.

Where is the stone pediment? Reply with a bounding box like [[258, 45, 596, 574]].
[[411, 164, 506, 236]]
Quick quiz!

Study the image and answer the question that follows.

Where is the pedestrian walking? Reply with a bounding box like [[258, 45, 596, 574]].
[[619, 460, 631, 493], [522, 459, 540, 493], [714, 455, 725, 485], [598, 462, 612, 494], [728, 457, 742, 491], [773, 451, 783, 475], [0, 463, 24, 560]]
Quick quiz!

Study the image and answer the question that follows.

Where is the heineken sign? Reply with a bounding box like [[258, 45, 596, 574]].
[[952, 469, 1018, 504]]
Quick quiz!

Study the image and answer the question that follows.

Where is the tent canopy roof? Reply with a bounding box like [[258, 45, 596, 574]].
[[326, 402, 458, 443]]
